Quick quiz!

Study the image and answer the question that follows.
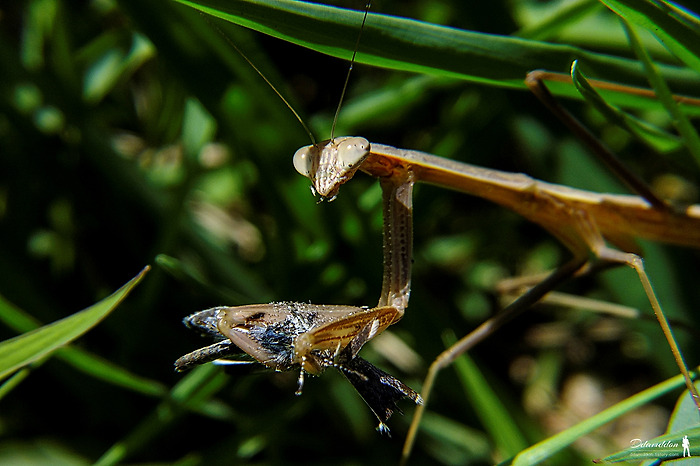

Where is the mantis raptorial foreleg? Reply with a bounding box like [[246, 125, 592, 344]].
[[377, 171, 414, 311]]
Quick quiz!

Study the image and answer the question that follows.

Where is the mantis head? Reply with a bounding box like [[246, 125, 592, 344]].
[[293, 136, 370, 200]]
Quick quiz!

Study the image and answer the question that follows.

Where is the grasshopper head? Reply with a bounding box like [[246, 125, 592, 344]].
[[293, 136, 370, 200]]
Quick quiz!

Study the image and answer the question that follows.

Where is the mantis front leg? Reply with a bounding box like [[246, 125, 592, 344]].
[[378, 170, 414, 312]]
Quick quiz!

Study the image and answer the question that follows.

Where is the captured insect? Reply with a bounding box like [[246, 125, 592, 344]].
[[175, 302, 422, 434]]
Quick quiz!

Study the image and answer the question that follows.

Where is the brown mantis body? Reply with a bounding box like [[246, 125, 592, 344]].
[[176, 1, 700, 462]]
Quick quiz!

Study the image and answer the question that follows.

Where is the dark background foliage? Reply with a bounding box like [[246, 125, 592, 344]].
[[1, 0, 699, 464]]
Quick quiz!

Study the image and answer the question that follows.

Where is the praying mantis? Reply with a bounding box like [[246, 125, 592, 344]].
[[175, 0, 700, 462]]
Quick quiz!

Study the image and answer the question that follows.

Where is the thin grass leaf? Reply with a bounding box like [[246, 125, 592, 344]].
[[58, 348, 167, 397], [0, 293, 43, 333], [508, 368, 699, 465], [515, 0, 603, 41], [0, 266, 150, 381], [599, 0, 700, 74], [594, 425, 700, 463], [418, 411, 492, 464], [174, 0, 700, 106], [0, 291, 167, 397], [667, 385, 700, 433], [0, 366, 34, 401], [571, 60, 682, 153], [94, 364, 230, 466], [622, 20, 700, 167], [444, 330, 528, 458]]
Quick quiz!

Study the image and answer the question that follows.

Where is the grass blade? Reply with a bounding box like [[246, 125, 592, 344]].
[[599, 0, 700, 74], [594, 425, 700, 462], [94, 364, 230, 466], [174, 0, 700, 103], [444, 330, 528, 458], [510, 368, 699, 465], [0, 266, 150, 381], [622, 20, 700, 167], [571, 60, 682, 153]]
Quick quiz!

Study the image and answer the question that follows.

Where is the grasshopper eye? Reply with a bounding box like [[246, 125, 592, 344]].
[[336, 137, 369, 169], [293, 145, 314, 178]]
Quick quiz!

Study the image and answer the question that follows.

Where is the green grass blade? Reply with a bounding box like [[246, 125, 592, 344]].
[[0, 294, 42, 333], [515, 0, 602, 41], [95, 364, 230, 466], [58, 347, 167, 397], [0, 266, 150, 381], [173, 0, 700, 103], [418, 411, 492, 464], [444, 330, 528, 458], [595, 425, 700, 462], [622, 20, 700, 167], [599, 0, 700, 74], [0, 366, 35, 401], [0, 290, 167, 397], [510, 368, 697, 465], [667, 385, 700, 434], [571, 60, 682, 152]]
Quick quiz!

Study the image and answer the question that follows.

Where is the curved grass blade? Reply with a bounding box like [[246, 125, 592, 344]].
[[622, 20, 700, 167], [94, 364, 230, 466], [444, 330, 528, 457], [594, 425, 700, 463], [0, 266, 150, 381], [667, 384, 700, 434], [571, 60, 681, 153], [599, 0, 700, 74], [515, 0, 603, 41], [0, 289, 167, 397], [173, 0, 700, 104], [506, 367, 699, 465]]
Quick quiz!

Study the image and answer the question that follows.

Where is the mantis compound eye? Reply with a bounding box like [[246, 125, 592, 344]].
[[293, 145, 314, 178], [336, 137, 369, 169]]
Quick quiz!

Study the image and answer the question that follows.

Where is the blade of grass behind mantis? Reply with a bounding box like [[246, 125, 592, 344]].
[[0, 266, 150, 381], [443, 330, 529, 458], [620, 19, 700, 168], [173, 0, 700, 110], [571, 60, 682, 153], [596, 424, 700, 462], [504, 367, 700, 465], [514, 0, 604, 41], [635, 386, 700, 465], [94, 364, 231, 466], [0, 288, 167, 398], [599, 0, 700, 75]]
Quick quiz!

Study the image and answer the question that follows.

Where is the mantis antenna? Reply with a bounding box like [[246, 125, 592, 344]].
[[330, 1, 371, 141], [205, 15, 317, 145]]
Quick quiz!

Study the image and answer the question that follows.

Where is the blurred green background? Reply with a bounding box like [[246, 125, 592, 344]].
[[1, 0, 699, 464]]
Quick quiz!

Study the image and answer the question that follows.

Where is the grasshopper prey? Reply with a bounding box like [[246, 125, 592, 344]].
[[175, 301, 421, 433]]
